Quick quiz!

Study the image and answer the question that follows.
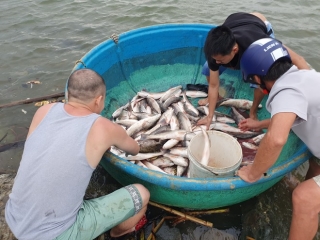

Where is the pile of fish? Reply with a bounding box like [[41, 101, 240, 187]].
[[110, 85, 265, 177]]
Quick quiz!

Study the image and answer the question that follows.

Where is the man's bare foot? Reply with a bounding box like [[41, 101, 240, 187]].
[[198, 97, 208, 106]]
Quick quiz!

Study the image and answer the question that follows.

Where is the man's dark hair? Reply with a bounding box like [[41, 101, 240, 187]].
[[260, 60, 293, 82], [67, 69, 106, 102], [204, 25, 236, 60]]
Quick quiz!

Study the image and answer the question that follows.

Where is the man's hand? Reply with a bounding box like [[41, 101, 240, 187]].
[[197, 116, 212, 130], [236, 165, 263, 183], [238, 118, 262, 132]]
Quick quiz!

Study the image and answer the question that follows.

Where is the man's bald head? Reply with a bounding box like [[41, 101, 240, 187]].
[[67, 69, 106, 102]]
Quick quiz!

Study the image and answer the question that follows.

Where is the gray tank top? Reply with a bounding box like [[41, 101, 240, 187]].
[[5, 103, 100, 239]]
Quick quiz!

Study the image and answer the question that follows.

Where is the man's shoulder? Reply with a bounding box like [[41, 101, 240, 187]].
[[225, 12, 249, 20], [224, 12, 258, 23], [91, 116, 122, 137], [223, 12, 267, 34]]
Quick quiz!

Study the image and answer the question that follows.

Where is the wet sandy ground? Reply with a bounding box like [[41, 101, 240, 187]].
[[1, 163, 320, 240]]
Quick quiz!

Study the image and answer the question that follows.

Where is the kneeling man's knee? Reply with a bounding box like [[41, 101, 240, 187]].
[[292, 182, 315, 208], [133, 183, 150, 204]]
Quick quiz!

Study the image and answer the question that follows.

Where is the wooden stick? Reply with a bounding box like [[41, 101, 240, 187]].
[[146, 216, 176, 240], [147, 217, 165, 240], [171, 217, 186, 226], [185, 208, 229, 215], [147, 216, 176, 240], [149, 201, 213, 228], [139, 229, 145, 240], [0, 92, 64, 109], [246, 237, 255, 240], [151, 222, 155, 240]]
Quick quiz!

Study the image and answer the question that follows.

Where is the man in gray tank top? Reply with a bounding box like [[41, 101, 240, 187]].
[[5, 69, 150, 239], [237, 38, 320, 240]]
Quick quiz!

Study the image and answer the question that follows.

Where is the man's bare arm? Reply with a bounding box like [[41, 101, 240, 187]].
[[238, 112, 296, 182], [284, 45, 310, 70], [197, 70, 220, 129], [250, 88, 265, 120]]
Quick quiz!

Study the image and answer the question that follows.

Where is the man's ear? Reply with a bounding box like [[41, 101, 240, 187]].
[[253, 75, 262, 85], [233, 43, 239, 54], [95, 95, 103, 106]]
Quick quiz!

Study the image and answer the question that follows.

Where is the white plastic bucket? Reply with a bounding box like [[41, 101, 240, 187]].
[[187, 130, 243, 178]]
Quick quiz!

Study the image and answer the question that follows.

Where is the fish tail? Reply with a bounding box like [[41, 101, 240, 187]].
[[215, 98, 229, 108]]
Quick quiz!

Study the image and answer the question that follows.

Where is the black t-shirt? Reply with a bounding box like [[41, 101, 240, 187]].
[[208, 12, 270, 71]]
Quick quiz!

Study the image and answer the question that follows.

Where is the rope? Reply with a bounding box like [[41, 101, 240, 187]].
[[74, 60, 86, 68]]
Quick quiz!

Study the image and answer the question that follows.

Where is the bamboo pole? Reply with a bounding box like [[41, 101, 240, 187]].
[[151, 222, 155, 240], [186, 208, 229, 215], [148, 201, 213, 228], [139, 229, 145, 240], [246, 237, 255, 240], [0, 92, 64, 109], [147, 217, 165, 240]]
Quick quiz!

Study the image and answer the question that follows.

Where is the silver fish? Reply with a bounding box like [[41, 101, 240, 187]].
[[160, 85, 183, 103], [162, 96, 181, 109], [144, 108, 174, 134], [137, 90, 165, 99], [162, 166, 177, 175], [209, 122, 258, 139], [161, 113, 181, 150], [231, 107, 246, 125], [240, 160, 254, 167], [216, 116, 235, 124], [186, 112, 201, 124], [167, 147, 188, 158], [214, 110, 233, 119], [172, 102, 184, 114], [219, 98, 262, 110], [130, 96, 143, 113], [177, 111, 192, 132], [150, 157, 175, 168], [116, 109, 130, 120], [148, 125, 171, 135], [146, 105, 152, 114], [109, 146, 124, 156], [158, 107, 174, 126], [136, 161, 148, 168], [197, 106, 209, 116], [242, 142, 259, 150], [138, 99, 148, 113], [251, 133, 266, 145], [126, 114, 161, 137], [181, 91, 199, 117], [170, 114, 180, 131], [146, 97, 161, 114], [112, 102, 130, 119], [143, 160, 167, 174], [130, 111, 156, 120], [185, 91, 208, 98], [163, 153, 189, 167], [115, 119, 138, 128], [162, 139, 180, 149], [125, 152, 164, 161], [177, 165, 187, 177], [141, 130, 195, 141]]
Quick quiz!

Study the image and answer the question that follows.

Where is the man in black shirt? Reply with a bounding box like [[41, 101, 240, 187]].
[[197, 12, 310, 130]]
